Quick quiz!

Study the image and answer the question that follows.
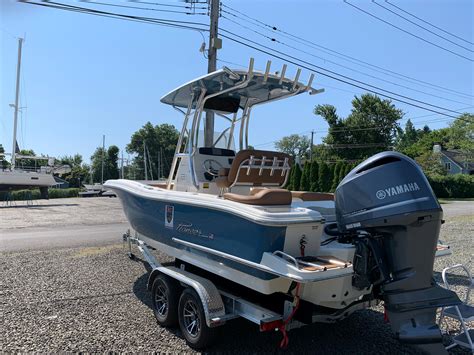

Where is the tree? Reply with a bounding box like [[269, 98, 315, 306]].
[[332, 161, 343, 191], [343, 163, 353, 178], [300, 162, 311, 191], [401, 128, 450, 159], [288, 164, 302, 191], [58, 154, 90, 187], [127, 122, 179, 180], [395, 119, 418, 151], [415, 152, 446, 176], [275, 134, 310, 159], [90, 145, 119, 183], [318, 162, 332, 192], [396, 120, 434, 155], [0, 144, 9, 169], [445, 114, 474, 164], [314, 94, 403, 160], [310, 161, 320, 191], [338, 162, 348, 182]]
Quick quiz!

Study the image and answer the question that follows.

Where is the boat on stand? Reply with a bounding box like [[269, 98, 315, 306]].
[[105, 58, 459, 350], [1, 38, 68, 199]]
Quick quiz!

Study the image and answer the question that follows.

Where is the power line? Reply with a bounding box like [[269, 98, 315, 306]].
[[23, 1, 209, 32], [130, 0, 208, 10], [25, 0, 471, 122], [221, 14, 472, 106], [221, 3, 474, 99], [373, 1, 473, 53], [385, 0, 474, 46], [219, 28, 463, 118], [343, 0, 473, 62], [81, 0, 207, 15], [221, 30, 473, 125]]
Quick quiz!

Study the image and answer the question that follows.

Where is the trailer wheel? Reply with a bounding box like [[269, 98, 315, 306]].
[[178, 288, 217, 349], [151, 274, 180, 327]]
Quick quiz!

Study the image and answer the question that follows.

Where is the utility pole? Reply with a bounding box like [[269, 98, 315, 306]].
[[11, 37, 23, 170], [310, 130, 314, 162], [204, 0, 221, 147], [101, 135, 105, 184]]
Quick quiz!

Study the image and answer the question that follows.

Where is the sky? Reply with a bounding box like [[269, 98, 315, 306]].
[[1, 0, 473, 163]]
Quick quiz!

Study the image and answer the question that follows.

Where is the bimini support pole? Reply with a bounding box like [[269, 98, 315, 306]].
[[166, 93, 196, 190]]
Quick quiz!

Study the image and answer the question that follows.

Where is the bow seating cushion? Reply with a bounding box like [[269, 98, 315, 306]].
[[223, 188, 292, 205], [291, 191, 334, 201]]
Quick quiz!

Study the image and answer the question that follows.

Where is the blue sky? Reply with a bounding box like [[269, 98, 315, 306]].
[[1, 0, 473, 163]]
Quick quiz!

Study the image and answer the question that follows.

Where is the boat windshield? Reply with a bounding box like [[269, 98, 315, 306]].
[[196, 130, 235, 151]]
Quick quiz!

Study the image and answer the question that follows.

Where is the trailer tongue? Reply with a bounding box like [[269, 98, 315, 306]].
[[334, 152, 460, 349]]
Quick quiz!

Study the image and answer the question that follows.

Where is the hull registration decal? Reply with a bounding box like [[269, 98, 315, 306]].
[[165, 205, 174, 229]]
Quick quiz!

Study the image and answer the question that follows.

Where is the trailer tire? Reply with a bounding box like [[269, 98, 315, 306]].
[[151, 274, 180, 327], [178, 288, 217, 349]]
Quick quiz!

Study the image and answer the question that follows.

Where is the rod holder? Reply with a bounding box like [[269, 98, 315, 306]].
[[292, 68, 301, 90], [306, 73, 315, 90], [248, 57, 254, 78], [279, 64, 287, 84], [263, 61, 272, 83]]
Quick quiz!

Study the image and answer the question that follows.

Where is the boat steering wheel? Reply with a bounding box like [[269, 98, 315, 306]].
[[202, 159, 223, 177]]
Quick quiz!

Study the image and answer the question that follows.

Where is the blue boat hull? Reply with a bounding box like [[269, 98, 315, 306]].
[[116, 190, 287, 280]]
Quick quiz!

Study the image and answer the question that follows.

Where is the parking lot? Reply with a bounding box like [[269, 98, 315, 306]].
[[1, 198, 472, 353]]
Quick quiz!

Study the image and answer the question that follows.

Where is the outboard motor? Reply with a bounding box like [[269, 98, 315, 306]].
[[334, 152, 459, 350]]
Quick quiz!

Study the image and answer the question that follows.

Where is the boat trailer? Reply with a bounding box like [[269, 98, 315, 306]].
[[123, 229, 376, 349]]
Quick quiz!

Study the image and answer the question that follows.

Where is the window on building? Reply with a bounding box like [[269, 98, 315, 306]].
[[445, 162, 451, 171]]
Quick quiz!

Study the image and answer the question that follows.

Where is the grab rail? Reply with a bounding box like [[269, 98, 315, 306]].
[[272, 251, 299, 269]]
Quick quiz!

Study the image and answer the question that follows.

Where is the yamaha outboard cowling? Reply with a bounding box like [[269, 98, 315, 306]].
[[335, 152, 459, 349]]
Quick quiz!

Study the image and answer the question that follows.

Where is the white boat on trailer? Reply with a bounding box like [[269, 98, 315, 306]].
[[106, 59, 459, 351]]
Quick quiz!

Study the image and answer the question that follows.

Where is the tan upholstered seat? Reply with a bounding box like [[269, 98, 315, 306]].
[[216, 149, 292, 189], [291, 191, 334, 201], [223, 188, 292, 205]]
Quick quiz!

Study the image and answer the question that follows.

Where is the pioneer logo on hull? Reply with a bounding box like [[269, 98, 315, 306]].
[[376, 182, 420, 200]]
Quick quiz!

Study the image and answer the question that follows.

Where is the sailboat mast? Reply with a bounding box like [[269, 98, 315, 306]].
[[11, 37, 23, 169]]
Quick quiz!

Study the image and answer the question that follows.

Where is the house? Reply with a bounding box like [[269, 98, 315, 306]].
[[433, 144, 474, 175]]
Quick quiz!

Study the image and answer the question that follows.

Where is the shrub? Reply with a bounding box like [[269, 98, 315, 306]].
[[0, 188, 81, 201], [427, 174, 474, 198], [318, 162, 333, 192], [332, 162, 343, 191], [48, 188, 81, 199], [300, 162, 311, 191], [310, 161, 320, 192], [290, 164, 302, 191], [339, 162, 348, 182]]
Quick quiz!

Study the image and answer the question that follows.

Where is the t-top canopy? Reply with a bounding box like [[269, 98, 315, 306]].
[[160, 59, 324, 113]]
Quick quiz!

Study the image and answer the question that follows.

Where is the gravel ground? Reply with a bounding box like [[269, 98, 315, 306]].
[[1, 199, 472, 353]]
